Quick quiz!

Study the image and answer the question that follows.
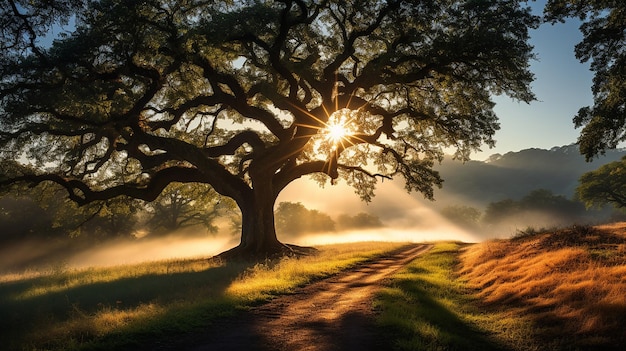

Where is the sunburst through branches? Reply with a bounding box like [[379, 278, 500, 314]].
[[324, 109, 355, 150]]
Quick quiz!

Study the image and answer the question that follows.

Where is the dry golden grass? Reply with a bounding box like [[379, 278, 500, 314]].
[[458, 223, 626, 349]]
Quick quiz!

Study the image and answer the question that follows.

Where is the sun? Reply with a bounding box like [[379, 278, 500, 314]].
[[327, 121, 348, 144], [323, 109, 355, 148]]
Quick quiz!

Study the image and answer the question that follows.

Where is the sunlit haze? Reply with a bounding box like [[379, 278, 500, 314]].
[[66, 235, 235, 269], [0, 177, 482, 273], [296, 227, 477, 247], [279, 178, 481, 245]]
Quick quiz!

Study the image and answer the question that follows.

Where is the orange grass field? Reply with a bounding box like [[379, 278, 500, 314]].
[[458, 223, 626, 349]]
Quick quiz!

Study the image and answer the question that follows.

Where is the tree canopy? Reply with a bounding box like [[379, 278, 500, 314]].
[[0, 0, 538, 258], [545, 0, 626, 160], [0, 180, 232, 246], [577, 156, 626, 209]]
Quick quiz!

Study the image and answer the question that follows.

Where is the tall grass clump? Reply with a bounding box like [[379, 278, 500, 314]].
[[375, 242, 527, 351], [459, 223, 626, 350], [0, 241, 405, 351]]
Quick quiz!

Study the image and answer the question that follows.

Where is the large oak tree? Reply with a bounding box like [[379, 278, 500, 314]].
[[0, 0, 537, 258]]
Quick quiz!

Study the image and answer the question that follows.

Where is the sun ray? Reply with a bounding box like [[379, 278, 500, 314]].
[[281, 87, 376, 167]]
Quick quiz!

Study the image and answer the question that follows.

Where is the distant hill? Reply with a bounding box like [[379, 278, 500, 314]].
[[431, 144, 626, 207]]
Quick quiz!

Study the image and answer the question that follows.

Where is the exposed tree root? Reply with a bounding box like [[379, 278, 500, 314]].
[[214, 242, 319, 263]]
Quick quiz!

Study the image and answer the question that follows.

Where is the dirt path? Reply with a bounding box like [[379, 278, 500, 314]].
[[167, 243, 432, 351]]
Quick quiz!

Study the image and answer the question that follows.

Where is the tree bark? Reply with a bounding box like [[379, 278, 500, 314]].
[[240, 187, 284, 252], [217, 177, 289, 260], [215, 172, 319, 261]]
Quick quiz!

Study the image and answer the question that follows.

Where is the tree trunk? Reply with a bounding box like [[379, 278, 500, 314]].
[[216, 180, 289, 260], [215, 170, 318, 261], [240, 189, 285, 252]]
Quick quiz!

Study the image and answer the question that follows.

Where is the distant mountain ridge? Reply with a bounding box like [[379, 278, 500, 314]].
[[431, 144, 626, 207]]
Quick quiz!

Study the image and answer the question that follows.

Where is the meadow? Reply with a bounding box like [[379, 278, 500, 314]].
[[0, 242, 406, 350], [458, 223, 626, 350], [1, 224, 625, 350]]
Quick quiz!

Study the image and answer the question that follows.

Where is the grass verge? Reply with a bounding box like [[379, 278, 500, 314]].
[[0, 241, 406, 351], [375, 242, 520, 351]]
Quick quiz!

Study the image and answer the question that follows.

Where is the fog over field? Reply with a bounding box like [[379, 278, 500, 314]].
[[0, 178, 480, 274], [0, 236, 231, 274], [279, 178, 480, 245]]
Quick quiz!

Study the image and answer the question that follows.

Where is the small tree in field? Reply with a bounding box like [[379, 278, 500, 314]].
[[0, 0, 537, 258], [275, 201, 335, 238], [577, 157, 626, 209], [337, 212, 384, 230]]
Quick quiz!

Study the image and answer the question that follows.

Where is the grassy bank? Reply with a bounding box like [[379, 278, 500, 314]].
[[376, 224, 626, 351], [459, 224, 626, 350], [0, 241, 406, 351], [375, 242, 520, 351]]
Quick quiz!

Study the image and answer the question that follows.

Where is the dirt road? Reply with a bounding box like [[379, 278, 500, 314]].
[[168, 243, 432, 351]]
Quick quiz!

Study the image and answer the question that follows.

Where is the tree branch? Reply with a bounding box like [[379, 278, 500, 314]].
[[204, 130, 265, 157]]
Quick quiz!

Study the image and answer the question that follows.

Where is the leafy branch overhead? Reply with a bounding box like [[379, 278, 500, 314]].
[[545, 0, 626, 160]]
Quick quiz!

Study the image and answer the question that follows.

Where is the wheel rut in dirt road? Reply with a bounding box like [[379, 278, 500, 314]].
[[185, 243, 433, 351]]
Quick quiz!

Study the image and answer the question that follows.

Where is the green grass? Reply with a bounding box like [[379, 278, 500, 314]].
[[374, 242, 531, 351], [0, 241, 406, 351]]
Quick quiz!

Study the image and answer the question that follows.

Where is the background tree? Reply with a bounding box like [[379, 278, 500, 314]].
[[0, 0, 538, 258], [483, 189, 589, 234], [577, 156, 626, 209], [146, 182, 235, 235], [59, 196, 141, 241], [0, 182, 141, 244], [336, 212, 384, 230], [0, 195, 52, 244], [545, 0, 626, 160], [483, 198, 519, 226], [275, 202, 335, 238]]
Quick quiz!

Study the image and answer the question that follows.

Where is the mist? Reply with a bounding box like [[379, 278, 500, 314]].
[[65, 235, 236, 269], [0, 176, 485, 275], [295, 226, 477, 247], [0, 234, 236, 276], [279, 177, 481, 242], [3, 171, 595, 275]]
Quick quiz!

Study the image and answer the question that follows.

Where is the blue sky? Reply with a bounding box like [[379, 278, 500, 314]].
[[477, 1, 594, 160]]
